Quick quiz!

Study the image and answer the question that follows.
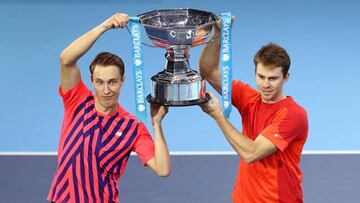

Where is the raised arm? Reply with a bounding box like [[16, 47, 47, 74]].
[[201, 93, 277, 163], [199, 18, 222, 94], [199, 17, 235, 95], [146, 104, 171, 176], [60, 13, 129, 93]]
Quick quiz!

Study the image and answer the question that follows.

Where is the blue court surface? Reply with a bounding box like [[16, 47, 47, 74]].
[[0, 153, 359, 203]]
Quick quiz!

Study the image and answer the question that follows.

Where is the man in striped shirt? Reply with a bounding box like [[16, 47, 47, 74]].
[[48, 13, 171, 203]]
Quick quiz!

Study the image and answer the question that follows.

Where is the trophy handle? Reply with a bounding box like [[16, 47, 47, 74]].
[[201, 33, 220, 45], [125, 25, 158, 48]]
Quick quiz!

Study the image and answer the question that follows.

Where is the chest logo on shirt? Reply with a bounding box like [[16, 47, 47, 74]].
[[115, 131, 123, 137]]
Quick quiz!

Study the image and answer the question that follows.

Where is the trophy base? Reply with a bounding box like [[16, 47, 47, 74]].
[[146, 92, 211, 106]]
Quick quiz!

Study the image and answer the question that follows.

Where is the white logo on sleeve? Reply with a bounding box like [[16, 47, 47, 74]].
[[116, 132, 123, 137], [274, 134, 279, 137]]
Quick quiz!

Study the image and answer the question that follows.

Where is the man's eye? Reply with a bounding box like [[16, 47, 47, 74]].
[[96, 80, 103, 85]]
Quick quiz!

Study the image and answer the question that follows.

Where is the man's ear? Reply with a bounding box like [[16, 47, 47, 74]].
[[90, 75, 94, 82], [284, 72, 290, 81]]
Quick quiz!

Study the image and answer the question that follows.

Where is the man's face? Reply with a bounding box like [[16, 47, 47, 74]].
[[255, 63, 289, 103], [92, 65, 124, 112]]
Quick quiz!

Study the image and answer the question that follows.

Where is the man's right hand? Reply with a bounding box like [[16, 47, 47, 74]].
[[100, 13, 130, 31], [212, 15, 235, 38], [150, 104, 169, 126]]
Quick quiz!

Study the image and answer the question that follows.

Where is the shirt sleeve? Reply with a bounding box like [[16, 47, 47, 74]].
[[231, 80, 259, 114], [260, 107, 308, 151], [133, 122, 155, 166], [59, 80, 90, 112]]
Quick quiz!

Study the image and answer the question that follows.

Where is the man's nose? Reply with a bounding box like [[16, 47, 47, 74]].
[[262, 79, 270, 88], [104, 83, 110, 94]]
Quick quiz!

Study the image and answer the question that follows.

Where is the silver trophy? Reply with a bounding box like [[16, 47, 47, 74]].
[[137, 8, 217, 106]]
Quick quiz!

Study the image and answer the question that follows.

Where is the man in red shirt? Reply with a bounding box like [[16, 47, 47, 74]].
[[199, 20, 308, 202], [48, 13, 171, 203]]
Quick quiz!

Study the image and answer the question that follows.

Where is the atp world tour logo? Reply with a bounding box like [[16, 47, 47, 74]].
[[169, 30, 194, 39]]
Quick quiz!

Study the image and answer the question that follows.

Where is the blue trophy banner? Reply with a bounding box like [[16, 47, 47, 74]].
[[130, 17, 147, 121], [220, 13, 232, 118]]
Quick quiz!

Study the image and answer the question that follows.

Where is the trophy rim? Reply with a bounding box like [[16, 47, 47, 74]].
[[137, 8, 217, 48], [137, 8, 217, 29]]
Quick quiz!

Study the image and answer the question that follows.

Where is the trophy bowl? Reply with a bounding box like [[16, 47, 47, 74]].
[[138, 8, 217, 106]]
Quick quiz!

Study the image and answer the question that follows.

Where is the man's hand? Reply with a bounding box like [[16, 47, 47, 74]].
[[100, 13, 130, 31], [150, 104, 169, 126], [212, 15, 235, 37], [200, 92, 225, 120]]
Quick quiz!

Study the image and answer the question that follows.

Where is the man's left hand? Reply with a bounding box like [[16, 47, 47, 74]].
[[200, 92, 224, 119]]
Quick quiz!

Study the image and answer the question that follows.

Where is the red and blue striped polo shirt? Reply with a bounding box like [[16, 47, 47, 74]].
[[48, 80, 155, 203]]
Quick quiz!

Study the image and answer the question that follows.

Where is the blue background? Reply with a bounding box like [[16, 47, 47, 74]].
[[0, 0, 359, 152]]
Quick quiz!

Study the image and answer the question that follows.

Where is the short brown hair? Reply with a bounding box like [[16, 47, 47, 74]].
[[254, 43, 291, 76], [89, 52, 125, 77]]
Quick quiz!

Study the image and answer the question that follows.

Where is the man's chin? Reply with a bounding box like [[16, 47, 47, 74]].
[[261, 95, 274, 103], [100, 101, 116, 108]]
